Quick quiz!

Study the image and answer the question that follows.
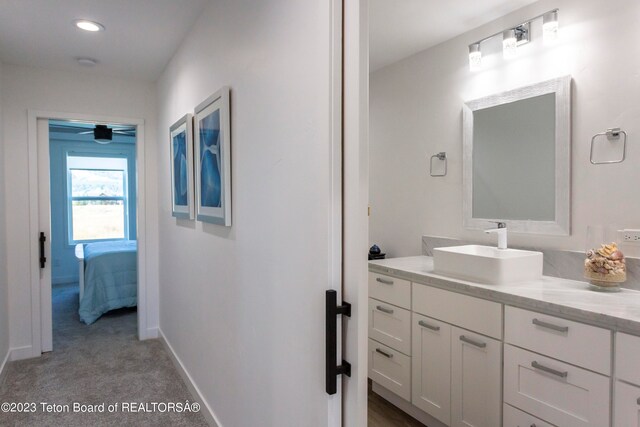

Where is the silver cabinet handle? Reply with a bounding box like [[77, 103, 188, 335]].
[[532, 318, 569, 333], [376, 277, 394, 285], [375, 348, 393, 358], [459, 335, 486, 348], [376, 305, 394, 314], [418, 320, 440, 331], [531, 361, 568, 378]]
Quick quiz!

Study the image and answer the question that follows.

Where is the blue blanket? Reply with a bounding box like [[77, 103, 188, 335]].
[[80, 240, 138, 324]]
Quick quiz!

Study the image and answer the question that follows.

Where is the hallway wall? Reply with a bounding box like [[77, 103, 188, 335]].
[[1, 64, 159, 357], [157, 1, 337, 425], [0, 60, 9, 370]]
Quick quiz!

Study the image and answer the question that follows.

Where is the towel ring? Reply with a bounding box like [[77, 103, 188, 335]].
[[430, 152, 447, 177], [590, 128, 627, 165]]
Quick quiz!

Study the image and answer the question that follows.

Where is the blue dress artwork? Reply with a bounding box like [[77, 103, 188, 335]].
[[199, 109, 222, 208], [172, 131, 188, 206]]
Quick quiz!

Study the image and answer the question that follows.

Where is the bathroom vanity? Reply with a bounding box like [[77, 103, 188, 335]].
[[368, 255, 640, 427]]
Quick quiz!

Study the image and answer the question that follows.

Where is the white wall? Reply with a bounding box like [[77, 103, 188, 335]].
[[1, 64, 159, 355], [157, 1, 337, 426], [370, 0, 640, 257], [0, 60, 9, 368]]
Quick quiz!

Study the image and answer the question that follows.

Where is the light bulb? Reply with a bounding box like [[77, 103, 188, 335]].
[[74, 20, 105, 32], [502, 29, 517, 59], [543, 11, 559, 42], [468, 44, 482, 71]]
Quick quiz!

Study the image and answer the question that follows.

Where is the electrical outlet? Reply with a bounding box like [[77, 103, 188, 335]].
[[621, 229, 640, 244]]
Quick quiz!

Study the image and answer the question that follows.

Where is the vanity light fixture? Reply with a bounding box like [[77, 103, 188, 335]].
[[502, 29, 518, 59], [468, 43, 482, 71], [543, 10, 559, 42], [74, 19, 105, 32], [468, 9, 559, 71]]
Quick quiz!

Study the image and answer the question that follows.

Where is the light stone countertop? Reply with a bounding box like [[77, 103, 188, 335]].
[[369, 256, 640, 335]]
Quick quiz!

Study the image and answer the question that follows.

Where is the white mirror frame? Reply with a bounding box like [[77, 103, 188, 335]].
[[462, 75, 571, 235]]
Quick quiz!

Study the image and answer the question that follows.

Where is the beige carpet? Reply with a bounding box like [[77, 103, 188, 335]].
[[0, 283, 208, 426]]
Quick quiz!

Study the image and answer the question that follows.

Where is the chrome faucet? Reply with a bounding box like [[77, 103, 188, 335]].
[[485, 222, 507, 250]]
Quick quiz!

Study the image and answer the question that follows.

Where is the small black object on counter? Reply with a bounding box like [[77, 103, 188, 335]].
[[368, 244, 386, 260]]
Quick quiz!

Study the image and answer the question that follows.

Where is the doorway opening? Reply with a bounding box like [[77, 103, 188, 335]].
[[48, 120, 139, 351]]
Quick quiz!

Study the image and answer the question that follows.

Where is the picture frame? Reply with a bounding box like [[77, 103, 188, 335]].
[[169, 113, 195, 219], [194, 86, 231, 226]]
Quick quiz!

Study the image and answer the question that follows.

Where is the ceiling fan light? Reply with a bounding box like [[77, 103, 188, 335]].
[[94, 125, 113, 144]]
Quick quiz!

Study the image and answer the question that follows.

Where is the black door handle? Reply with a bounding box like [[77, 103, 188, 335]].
[[39, 232, 46, 268], [326, 290, 351, 395]]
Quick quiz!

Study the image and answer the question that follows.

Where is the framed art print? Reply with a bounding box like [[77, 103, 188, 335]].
[[170, 113, 195, 219], [194, 86, 231, 226]]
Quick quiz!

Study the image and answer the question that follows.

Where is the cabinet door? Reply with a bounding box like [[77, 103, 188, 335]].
[[411, 313, 451, 425], [615, 381, 640, 427], [451, 326, 502, 427]]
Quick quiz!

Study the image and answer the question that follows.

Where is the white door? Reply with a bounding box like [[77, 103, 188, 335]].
[[37, 118, 53, 352], [451, 326, 502, 427], [412, 313, 451, 425]]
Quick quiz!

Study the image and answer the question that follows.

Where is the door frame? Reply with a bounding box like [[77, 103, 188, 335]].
[[342, 0, 369, 426], [26, 109, 151, 358]]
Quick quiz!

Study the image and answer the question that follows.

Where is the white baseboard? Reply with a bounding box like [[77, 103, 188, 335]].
[[9, 345, 34, 361], [0, 349, 10, 386], [372, 382, 447, 427], [158, 328, 221, 427]]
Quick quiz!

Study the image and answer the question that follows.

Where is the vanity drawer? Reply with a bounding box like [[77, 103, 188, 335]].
[[368, 298, 411, 355], [504, 345, 610, 427], [412, 284, 502, 339], [368, 339, 411, 401], [368, 272, 411, 309], [505, 306, 611, 375], [503, 403, 556, 427], [615, 332, 640, 385]]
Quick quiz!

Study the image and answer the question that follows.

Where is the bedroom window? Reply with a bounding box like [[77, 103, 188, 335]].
[[67, 156, 129, 243]]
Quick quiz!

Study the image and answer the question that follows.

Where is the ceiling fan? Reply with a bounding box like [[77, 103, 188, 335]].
[[76, 124, 136, 144]]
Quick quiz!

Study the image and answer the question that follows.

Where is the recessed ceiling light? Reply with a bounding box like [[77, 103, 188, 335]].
[[74, 19, 105, 32], [76, 57, 98, 66]]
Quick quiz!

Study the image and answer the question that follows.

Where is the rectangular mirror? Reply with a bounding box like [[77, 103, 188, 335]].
[[463, 76, 571, 235]]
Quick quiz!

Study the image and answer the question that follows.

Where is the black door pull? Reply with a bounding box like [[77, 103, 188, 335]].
[[39, 232, 46, 268], [326, 289, 351, 395]]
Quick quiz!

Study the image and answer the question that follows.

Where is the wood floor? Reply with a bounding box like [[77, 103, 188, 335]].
[[368, 381, 427, 427]]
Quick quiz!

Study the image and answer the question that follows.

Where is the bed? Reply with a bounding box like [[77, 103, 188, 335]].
[[75, 240, 138, 324]]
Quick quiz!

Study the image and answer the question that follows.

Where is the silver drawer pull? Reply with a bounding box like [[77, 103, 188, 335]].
[[532, 318, 569, 333], [376, 305, 394, 314], [376, 277, 394, 285], [418, 320, 440, 331], [375, 348, 393, 358], [459, 335, 486, 348], [531, 361, 568, 378]]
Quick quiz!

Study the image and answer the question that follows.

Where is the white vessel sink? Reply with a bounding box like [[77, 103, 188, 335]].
[[433, 245, 543, 285]]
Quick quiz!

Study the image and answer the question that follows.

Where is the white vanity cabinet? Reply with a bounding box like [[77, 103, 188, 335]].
[[614, 333, 640, 427], [368, 263, 636, 427]]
